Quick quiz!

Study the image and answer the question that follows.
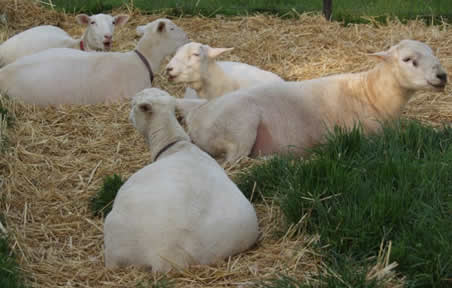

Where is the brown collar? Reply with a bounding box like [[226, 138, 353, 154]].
[[134, 50, 154, 85], [80, 40, 85, 51], [154, 140, 180, 161]]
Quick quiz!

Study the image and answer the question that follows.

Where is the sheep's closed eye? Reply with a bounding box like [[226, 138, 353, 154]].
[[90, 21, 96, 25], [192, 53, 200, 57]]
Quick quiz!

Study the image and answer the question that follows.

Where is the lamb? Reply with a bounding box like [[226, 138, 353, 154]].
[[103, 88, 259, 272], [0, 13, 129, 67], [0, 18, 189, 105], [174, 40, 448, 164], [165, 42, 284, 100]]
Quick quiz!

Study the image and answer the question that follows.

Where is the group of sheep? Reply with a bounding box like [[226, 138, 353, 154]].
[[0, 12, 448, 274]]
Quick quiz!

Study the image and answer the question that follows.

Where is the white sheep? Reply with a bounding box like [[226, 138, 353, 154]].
[[104, 88, 259, 272], [0, 13, 129, 67], [174, 40, 448, 164], [0, 18, 189, 105], [166, 42, 284, 100]]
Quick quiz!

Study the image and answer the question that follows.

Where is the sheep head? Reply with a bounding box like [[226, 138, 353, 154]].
[[76, 13, 129, 51], [136, 19, 189, 58], [166, 42, 234, 86], [129, 88, 177, 138], [370, 39, 447, 92]]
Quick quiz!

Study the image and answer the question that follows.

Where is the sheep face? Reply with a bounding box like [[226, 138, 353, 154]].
[[129, 88, 176, 137], [76, 13, 129, 51], [138, 19, 189, 57], [166, 42, 204, 84], [166, 42, 234, 84], [373, 40, 447, 92]]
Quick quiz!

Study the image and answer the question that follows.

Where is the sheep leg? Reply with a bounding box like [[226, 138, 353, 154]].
[[214, 116, 260, 165]]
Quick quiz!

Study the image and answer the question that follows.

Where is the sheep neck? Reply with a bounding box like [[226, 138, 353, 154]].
[[78, 31, 95, 51], [146, 111, 190, 162], [198, 61, 238, 100], [361, 63, 413, 121], [136, 37, 167, 74]]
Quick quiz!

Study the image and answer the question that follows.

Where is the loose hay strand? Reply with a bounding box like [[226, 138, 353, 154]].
[[0, 0, 450, 287]]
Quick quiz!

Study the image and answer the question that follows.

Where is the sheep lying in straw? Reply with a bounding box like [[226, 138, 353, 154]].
[[174, 40, 448, 164], [166, 42, 283, 100], [0, 18, 188, 105], [0, 13, 129, 67], [104, 88, 259, 272]]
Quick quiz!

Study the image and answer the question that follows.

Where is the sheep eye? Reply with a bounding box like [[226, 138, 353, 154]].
[[403, 57, 418, 67], [112, 21, 116, 25], [192, 53, 200, 57], [90, 21, 96, 25]]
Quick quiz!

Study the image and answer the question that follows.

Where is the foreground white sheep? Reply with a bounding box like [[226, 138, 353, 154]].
[[175, 40, 448, 164], [0, 18, 188, 105], [166, 42, 283, 100], [0, 13, 129, 67], [104, 88, 259, 272]]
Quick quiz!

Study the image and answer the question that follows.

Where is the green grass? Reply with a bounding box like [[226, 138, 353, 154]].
[[0, 98, 25, 288], [0, 105, 14, 128], [46, 0, 452, 22], [237, 120, 452, 287], [0, 218, 28, 288], [136, 277, 174, 288], [0, 105, 11, 151], [90, 174, 125, 217]]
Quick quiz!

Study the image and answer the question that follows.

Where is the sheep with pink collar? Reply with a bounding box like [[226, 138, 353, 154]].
[[0, 13, 129, 67]]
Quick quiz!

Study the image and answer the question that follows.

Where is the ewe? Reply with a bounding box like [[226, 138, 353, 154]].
[[103, 88, 259, 272], [0, 19, 189, 105], [175, 40, 448, 164], [166, 42, 283, 100], [0, 13, 129, 67]]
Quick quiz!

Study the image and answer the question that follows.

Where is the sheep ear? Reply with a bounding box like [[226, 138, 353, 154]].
[[368, 51, 391, 62], [139, 103, 152, 113], [206, 47, 234, 59], [114, 15, 129, 26], [157, 21, 166, 33], [76, 14, 91, 25]]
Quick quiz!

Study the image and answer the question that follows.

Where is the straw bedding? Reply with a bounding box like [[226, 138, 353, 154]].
[[0, 0, 450, 287]]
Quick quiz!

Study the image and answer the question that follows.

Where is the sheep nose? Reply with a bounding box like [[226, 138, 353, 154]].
[[437, 72, 447, 83], [104, 34, 112, 40]]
